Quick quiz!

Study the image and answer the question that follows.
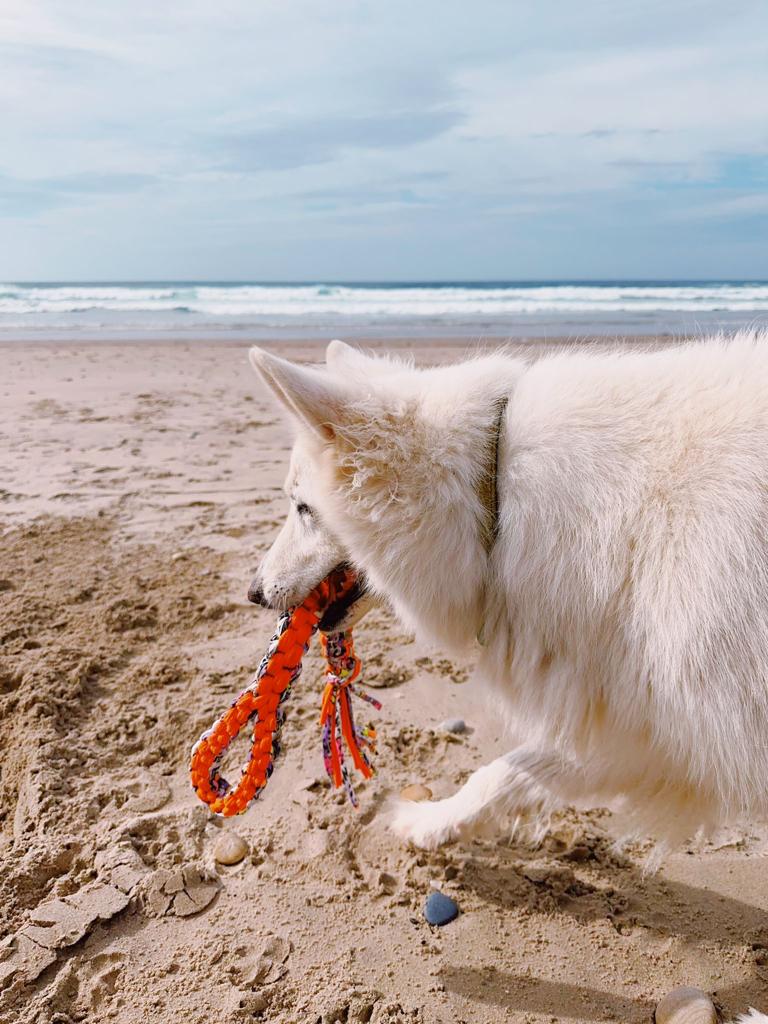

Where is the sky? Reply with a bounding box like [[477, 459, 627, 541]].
[[1, 0, 767, 281]]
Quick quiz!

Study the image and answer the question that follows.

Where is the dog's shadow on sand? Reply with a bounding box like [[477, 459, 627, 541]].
[[439, 841, 768, 1021], [441, 969, 767, 1024], [442, 968, 654, 1021]]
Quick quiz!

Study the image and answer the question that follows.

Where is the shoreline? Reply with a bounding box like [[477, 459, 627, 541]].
[[0, 324, 756, 346], [0, 332, 699, 357]]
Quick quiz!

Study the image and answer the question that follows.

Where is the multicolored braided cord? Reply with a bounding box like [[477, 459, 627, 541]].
[[320, 630, 381, 808], [189, 568, 380, 817]]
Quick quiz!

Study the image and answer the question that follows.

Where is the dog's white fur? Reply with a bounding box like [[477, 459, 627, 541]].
[[250, 332, 768, 855]]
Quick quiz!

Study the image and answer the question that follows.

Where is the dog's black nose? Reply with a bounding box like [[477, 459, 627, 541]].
[[247, 579, 269, 607]]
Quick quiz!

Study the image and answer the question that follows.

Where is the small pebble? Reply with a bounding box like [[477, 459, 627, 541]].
[[424, 890, 459, 927], [655, 987, 717, 1024], [563, 842, 592, 862], [214, 832, 249, 866], [438, 718, 466, 734], [400, 783, 433, 802], [377, 871, 398, 895]]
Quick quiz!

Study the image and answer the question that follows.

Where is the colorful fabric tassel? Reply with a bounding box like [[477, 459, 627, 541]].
[[319, 631, 382, 808]]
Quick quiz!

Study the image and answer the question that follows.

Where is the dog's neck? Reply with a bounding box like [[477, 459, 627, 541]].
[[323, 355, 523, 654], [477, 397, 508, 554]]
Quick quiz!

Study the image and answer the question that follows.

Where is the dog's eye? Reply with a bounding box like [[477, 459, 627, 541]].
[[295, 502, 313, 518]]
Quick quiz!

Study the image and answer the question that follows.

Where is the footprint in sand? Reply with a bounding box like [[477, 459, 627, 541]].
[[122, 773, 171, 813], [230, 934, 292, 989], [81, 950, 126, 1015]]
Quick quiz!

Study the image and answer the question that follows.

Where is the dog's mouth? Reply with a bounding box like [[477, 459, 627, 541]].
[[318, 566, 369, 632], [248, 564, 371, 629]]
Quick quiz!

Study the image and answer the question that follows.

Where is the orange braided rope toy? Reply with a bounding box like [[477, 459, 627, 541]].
[[189, 568, 381, 815]]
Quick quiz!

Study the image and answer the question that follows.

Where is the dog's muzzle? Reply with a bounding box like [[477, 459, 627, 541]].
[[247, 579, 270, 607], [247, 567, 370, 630]]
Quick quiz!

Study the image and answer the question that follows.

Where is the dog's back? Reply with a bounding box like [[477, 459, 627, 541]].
[[483, 333, 768, 839]]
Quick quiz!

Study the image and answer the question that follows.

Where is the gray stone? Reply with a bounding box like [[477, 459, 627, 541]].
[[438, 718, 466, 734], [423, 890, 459, 926]]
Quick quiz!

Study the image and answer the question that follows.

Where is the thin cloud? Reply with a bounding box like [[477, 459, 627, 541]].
[[41, 172, 158, 194], [212, 110, 462, 172], [0, 171, 157, 219], [670, 193, 768, 221]]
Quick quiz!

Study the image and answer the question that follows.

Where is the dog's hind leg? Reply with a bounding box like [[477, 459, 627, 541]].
[[389, 746, 589, 850]]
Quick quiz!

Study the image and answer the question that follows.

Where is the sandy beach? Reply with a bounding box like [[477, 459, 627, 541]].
[[2, 337, 768, 1024]]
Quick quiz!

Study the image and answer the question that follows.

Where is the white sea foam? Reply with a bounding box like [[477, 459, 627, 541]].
[[1, 282, 767, 336]]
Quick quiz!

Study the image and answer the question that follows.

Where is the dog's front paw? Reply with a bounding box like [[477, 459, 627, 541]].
[[388, 797, 460, 850]]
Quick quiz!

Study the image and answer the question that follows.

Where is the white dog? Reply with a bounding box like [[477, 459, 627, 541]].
[[248, 333, 768, 857]]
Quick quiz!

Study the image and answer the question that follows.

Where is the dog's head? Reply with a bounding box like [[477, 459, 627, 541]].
[[247, 341, 381, 631], [246, 426, 375, 631], [247, 340, 515, 647]]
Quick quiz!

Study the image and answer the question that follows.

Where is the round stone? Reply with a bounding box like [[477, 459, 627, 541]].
[[438, 718, 466, 734], [399, 783, 433, 802], [214, 832, 249, 866], [655, 987, 717, 1024], [424, 890, 459, 926]]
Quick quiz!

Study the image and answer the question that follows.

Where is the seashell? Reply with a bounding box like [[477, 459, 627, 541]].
[[214, 832, 249, 865], [400, 783, 433, 802], [655, 987, 718, 1024]]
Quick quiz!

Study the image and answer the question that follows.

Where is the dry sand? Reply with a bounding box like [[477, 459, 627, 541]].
[[1, 337, 767, 1024]]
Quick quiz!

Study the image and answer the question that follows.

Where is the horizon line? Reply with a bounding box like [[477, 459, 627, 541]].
[[5, 277, 768, 287]]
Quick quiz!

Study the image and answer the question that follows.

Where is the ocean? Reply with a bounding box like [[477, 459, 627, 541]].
[[1, 280, 767, 340]]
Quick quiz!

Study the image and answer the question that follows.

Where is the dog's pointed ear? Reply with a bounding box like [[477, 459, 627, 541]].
[[249, 347, 346, 442], [326, 339, 363, 366], [326, 339, 378, 372]]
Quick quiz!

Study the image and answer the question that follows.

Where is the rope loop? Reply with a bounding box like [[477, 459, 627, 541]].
[[189, 568, 380, 816]]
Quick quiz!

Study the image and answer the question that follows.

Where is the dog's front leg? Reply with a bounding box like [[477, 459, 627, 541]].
[[389, 746, 589, 850]]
